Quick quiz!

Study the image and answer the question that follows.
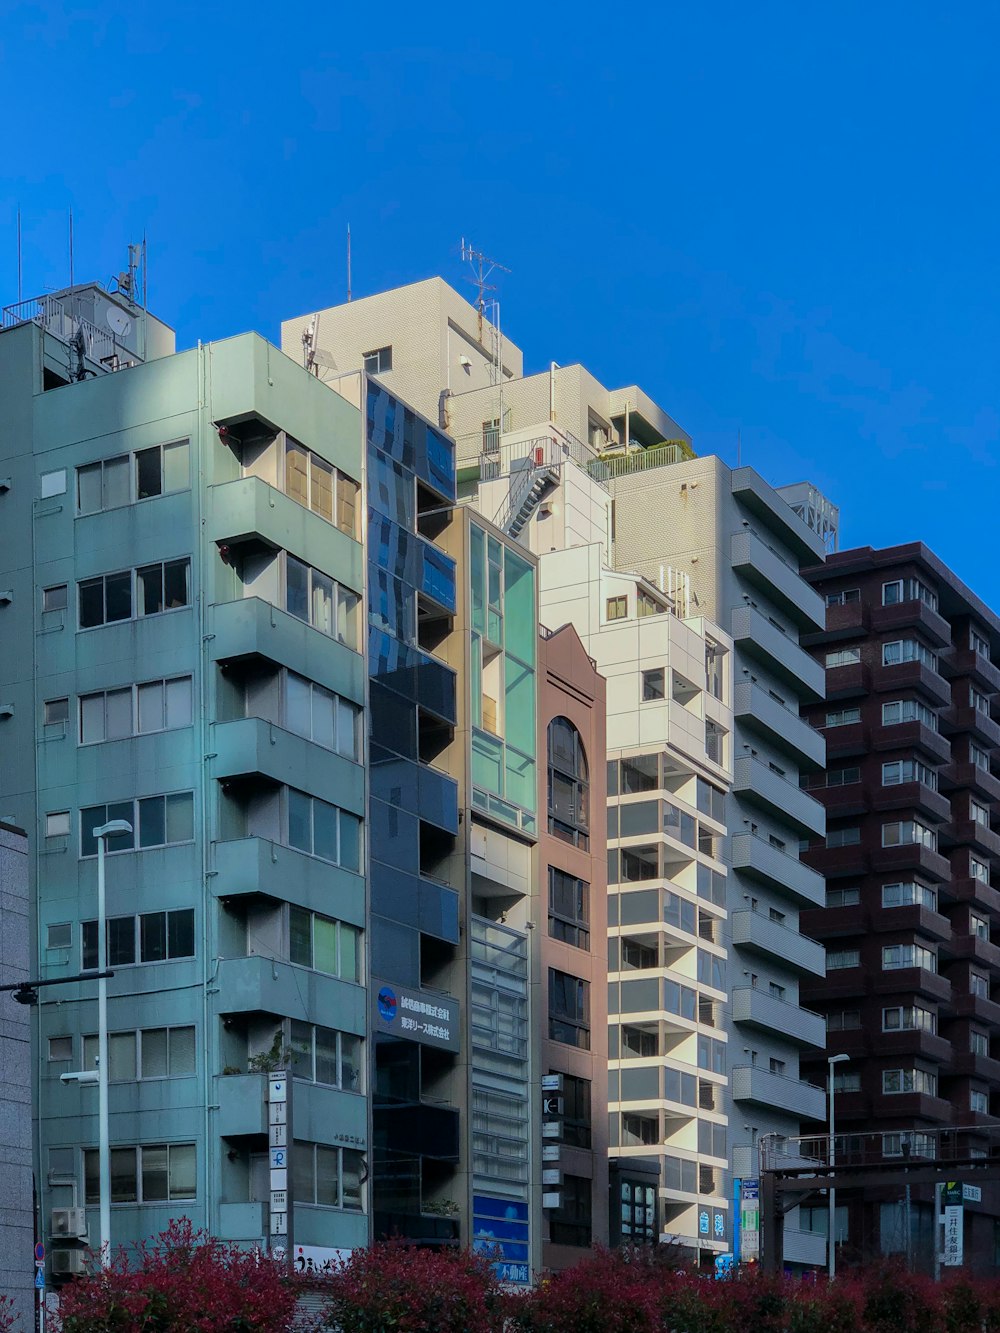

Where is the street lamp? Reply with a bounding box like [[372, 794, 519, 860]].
[[94, 819, 132, 1266], [827, 1052, 850, 1279]]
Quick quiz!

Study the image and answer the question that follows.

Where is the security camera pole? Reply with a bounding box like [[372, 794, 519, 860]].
[[94, 819, 133, 1265]]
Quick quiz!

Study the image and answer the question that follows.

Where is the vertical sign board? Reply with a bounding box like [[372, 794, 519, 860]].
[[740, 1179, 760, 1264], [472, 1195, 531, 1285], [943, 1181, 964, 1267], [267, 1072, 293, 1267]]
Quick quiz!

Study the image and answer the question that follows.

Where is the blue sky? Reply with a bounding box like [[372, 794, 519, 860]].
[[3, 3, 997, 599]]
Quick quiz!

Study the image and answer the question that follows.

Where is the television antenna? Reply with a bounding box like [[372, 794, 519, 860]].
[[460, 238, 509, 344]]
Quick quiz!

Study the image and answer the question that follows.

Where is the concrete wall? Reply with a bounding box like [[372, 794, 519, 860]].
[[0, 822, 32, 1328]]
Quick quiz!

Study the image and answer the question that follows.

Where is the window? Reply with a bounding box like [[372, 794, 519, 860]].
[[698, 1035, 726, 1074], [561, 1073, 592, 1149], [882, 1006, 936, 1034], [289, 908, 360, 982], [883, 1132, 935, 1157], [705, 642, 724, 699], [881, 699, 938, 730], [827, 827, 861, 847], [971, 628, 991, 657], [641, 668, 665, 702], [882, 1068, 937, 1096], [705, 719, 725, 765], [549, 1174, 592, 1248], [698, 1119, 727, 1158], [79, 676, 193, 744], [972, 799, 991, 829], [827, 1009, 861, 1031], [971, 686, 991, 715], [82, 909, 195, 970], [282, 437, 360, 538], [83, 1026, 196, 1080], [826, 767, 861, 787], [40, 468, 67, 498], [881, 819, 936, 850], [882, 881, 937, 910], [970, 856, 991, 884], [882, 943, 936, 972], [283, 673, 362, 760], [45, 811, 70, 838], [46, 922, 71, 949], [827, 887, 860, 908], [882, 759, 937, 789], [362, 346, 392, 375], [826, 589, 860, 606], [42, 584, 68, 613], [827, 949, 860, 970], [548, 867, 590, 949], [78, 559, 191, 628], [622, 1026, 658, 1058], [619, 1177, 657, 1245], [971, 971, 990, 999], [292, 1140, 364, 1210], [826, 707, 861, 727], [606, 595, 627, 622], [286, 789, 362, 870], [77, 442, 190, 514], [637, 590, 660, 618], [826, 648, 861, 668], [833, 1069, 861, 1092], [80, 793, 194, 857], [696, 778, 726, 823], [290, 1021, 362, 1092], [972, 1090, 989, 1114], [971, 1029, 989, 1057], [285, 556, 359, 649], [49, 1036, 73, 1061], [882, 639, 936, 669], [971, 742, 991, 773], [549, 969, 590, 1050], [882, 578, 937, 610], [548, 717, 589, 849], [971, 913, 990, 941], [44, 697, 69, 725], [85, 1143, 195, 1205]]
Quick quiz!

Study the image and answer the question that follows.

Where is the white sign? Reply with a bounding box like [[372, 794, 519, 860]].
[[270, 1124, 287, 1148], [271, 1190, 287, 1211], [542, 1168, 561, 1186], [542, 1191, 561, 1209], [944, 1204, 964, 1266], [293, 1244, 353, 1273], [268, 1077, 287, 1102], [269, 1101, 287, 1125], [541, 1074, 563, 1092], [740, 1179, 760, 1264], [270, 1167, 288, 1192], [541, 1121, 561, 1139], [963, 1185, 982, 1203], [542, 1144, 560, 1162], [270, 1147, 288, 1169], [271, 1211, 287, 1235]]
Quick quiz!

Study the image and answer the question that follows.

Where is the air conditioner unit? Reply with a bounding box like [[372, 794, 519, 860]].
[[51, 1207, 88, 1239], [52, 1248, 87, 1275]]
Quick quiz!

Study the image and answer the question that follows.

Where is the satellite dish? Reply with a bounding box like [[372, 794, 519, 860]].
[[106, 306, 132, 338], [312, 348, 337, 371]]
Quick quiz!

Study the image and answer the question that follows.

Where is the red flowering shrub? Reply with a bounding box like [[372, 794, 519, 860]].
[[0, 1295, 22, 1333], [510, 1248, 667, 1333], [319, 1241, 505, 1333], [54, 1218, 297, 1333], [861, 1262, 945, 1333]]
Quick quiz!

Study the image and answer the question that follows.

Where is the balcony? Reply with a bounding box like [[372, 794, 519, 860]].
[[210, 596, 365, 703], [941, 762, 1000, 804], [730, 606, 825, 702], [372, 1212, 459, 1246], [869, 841, 951, 883], [952, 992, 1000, 1026], [942, 705, 1000, 748], [878, 1029, 953, 1065], [869, 780, 951, 825], [949, 877, 1000, 914], [731, 531, 825, 632], [874, 660, 950, 708], [733, 756, 826, 838], [872, 966, 951, 1005], [950, 1052, 1000, 1084], [212, 836, 364, 920], [941, 647, 1000, 693], [817, 782, 868, 820], [731, 467, 826, 563], [208, 476, 362, 589], [944, 819, 1000, 859], [869, 903, 952, 944], [871, 600, 951, 649], [733, 681, 825, 772], [374, 1100, 461, 1161], [820, 720, 868, 758], [823, 662, 871, 701], [730, 909, 826, 978], [870, 1092, 952, 1123], [216, 955, 366, 1029], [731, 988, 826, 1049], [948, 934, 1000, 971], [870, 721, 951, 766], [213, 717, 364, 813], [217, 1072, 368, 1145], [784, 1228, 828, 1268], [730, 1064, 826, 1121], [730, 833, 825, 908], [815, 599, 871, 643]]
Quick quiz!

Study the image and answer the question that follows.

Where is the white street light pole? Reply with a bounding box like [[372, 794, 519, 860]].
[[94, 819, 132, 1266], [828, 1052, 850, 1280]]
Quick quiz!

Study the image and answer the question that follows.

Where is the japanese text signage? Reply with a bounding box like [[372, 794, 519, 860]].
[[372, 981, 460, 1051], [943, 1181, 964, 1267]]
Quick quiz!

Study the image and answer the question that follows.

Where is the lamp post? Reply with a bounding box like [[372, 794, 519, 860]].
[[94, 819, 132, 1266], [827, 1052, 850, 1279]]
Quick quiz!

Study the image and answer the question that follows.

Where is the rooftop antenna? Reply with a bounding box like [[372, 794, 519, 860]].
[[301, 312, 337, 378], [69, 208, 74, 290], [347, 224, 352, 303], [16, 207, 21, 303], [460, 237, 509, 345]]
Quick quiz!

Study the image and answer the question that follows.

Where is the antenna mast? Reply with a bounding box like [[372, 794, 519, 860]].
[[460, 237, 509, 345], [16, 208, 21, 303], [69, 208, 74, 290], [347, 224, 352, 303]]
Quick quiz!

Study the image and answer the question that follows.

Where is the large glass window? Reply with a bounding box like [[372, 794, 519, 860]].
[[290, 1021, 363, 1092], [548, 969, 590, 1049], [548, 867, 590, 949], [77, 441, 190, 514], [549, 1173, 592, 1248], [548, 717, 589, 849], [84, 1143, 195, 1204], [289, 907, 361, 981]]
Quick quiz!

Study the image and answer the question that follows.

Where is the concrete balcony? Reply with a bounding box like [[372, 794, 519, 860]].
[[945, 819, 1000, 859], [875, 659, 950, 707], [731, 467, 826, 563], [216, 955, 366, 1030], [730, 910, 826, 978], [217, 1072, 367, 1144], [730, 606, 825, 702], [212, 836, 364, 922], [870, 720, 951, 765], [871, 599, 951, 649], [869, 779, 951, 825], [731, 987, 826, 1049], [733, 755, 826, 838], [943, 705, 1000, 748], [208, 476, 363, 591], [213, 716, 364, 814], [731, 832, 825, 908], [823, 661, 872, 701], [210, 596, 365, 704], [731, 1064, 826, 1121], [941, 647, 1000, 693], [941, 762, 1000, 804], [731, 530, 825, 632], [734, 680, 825, 772], [784, 1227, 827, 1268], [869, 841, 951, 883]]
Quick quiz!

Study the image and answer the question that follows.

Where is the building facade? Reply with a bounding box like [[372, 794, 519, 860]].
[[0, 821, 32, 1324], [800, 543, 1000, 1269], [0, 288, 368, 1277]]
